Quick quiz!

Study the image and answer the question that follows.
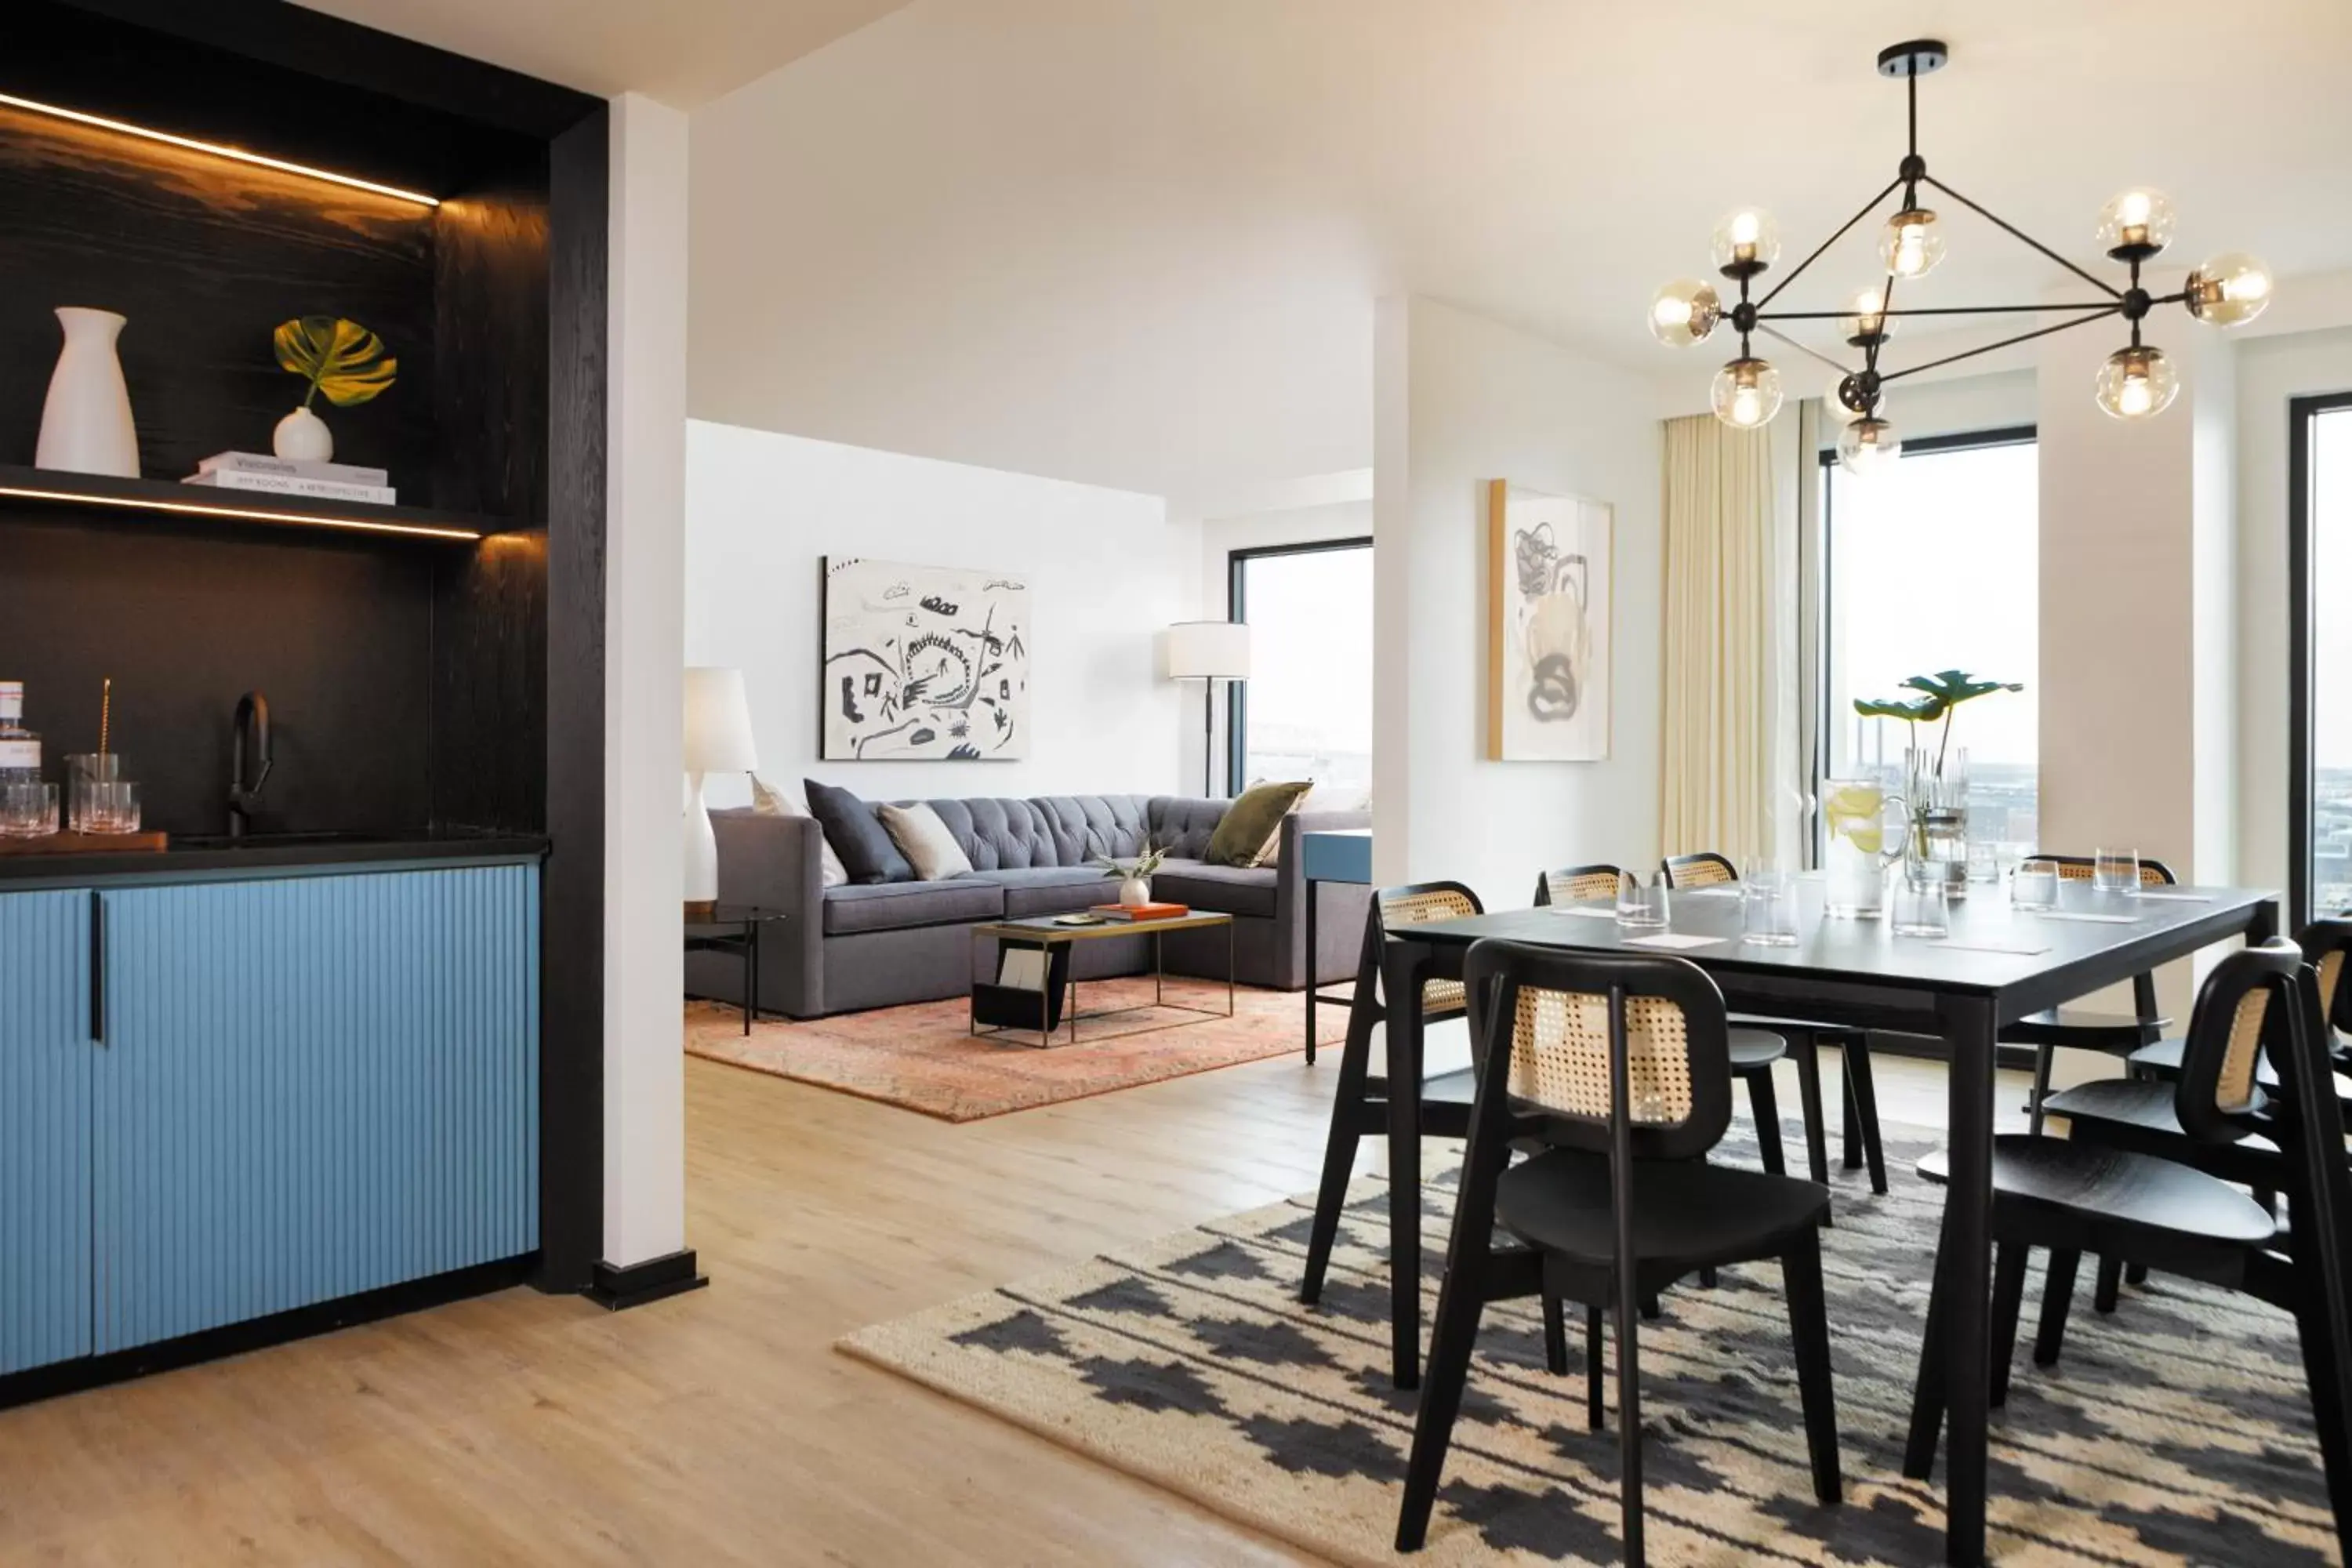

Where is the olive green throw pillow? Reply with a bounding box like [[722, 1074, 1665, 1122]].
[[1203, 780, 1312, 867]]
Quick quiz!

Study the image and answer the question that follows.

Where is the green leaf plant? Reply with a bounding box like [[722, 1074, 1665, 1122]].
[[273, 316, 397, 409]]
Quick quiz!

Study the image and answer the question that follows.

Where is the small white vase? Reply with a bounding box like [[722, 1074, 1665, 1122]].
[[274, 405, 333, 462], [35, 307, 139, 477], [1118, 876, 1151, 908]]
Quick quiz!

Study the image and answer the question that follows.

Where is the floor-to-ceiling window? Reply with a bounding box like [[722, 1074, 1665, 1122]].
[[1818, 427, 2040, 853], [1225, 539, 1374, 794], [2292, 394, 2352, 922]]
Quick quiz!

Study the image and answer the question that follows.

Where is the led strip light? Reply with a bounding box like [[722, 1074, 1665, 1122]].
[[0, 485, 482, 542]]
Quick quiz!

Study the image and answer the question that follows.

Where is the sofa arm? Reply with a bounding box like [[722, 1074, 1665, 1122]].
[[710, 808, 827, 1018], [1269, 810, 1374, 989]]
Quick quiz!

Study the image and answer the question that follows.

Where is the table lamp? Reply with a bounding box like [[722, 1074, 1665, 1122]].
[[684, 666, 757, 917], [1163, 620, 1250, 797]]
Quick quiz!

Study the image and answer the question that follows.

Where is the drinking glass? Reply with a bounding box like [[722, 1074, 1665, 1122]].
[[1891, 878, 1950, 938], [67, 753, 125, 832], [1615, 870, 1670, 930], [2012, 858, 2059, 911], [1966, 840, 2000, 884], [2092, 848, 2141, 895], [83, 781, 140, 834], [1741, 869, 1799, 947], [0, 782, 60, 837]]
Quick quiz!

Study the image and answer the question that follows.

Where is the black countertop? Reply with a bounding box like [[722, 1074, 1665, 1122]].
[[0, 830, 550, 887]]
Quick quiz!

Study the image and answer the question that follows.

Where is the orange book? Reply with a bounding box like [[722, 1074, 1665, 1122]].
[[1088, 902, 1190, 922]]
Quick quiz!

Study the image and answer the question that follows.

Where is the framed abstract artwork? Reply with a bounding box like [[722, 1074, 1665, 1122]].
[[1486, 481, 1612, 761], [820, 557, 1030, 760]]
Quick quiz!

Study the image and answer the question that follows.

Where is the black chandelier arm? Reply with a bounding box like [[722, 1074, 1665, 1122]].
[[1875, 304, 2123, 384], [1754, 176, 1905, 310], [1755, 324, 1855, 377], [1753, 300, 2117, 322], [1920, 174, 2124, 300]]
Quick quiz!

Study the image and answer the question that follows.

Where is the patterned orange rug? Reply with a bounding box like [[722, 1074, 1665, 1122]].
[[683, 978, 1348, 1122]]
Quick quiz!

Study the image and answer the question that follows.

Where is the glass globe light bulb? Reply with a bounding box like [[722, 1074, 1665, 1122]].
[[1710, 209, 1781, 274], [2184, 252, 2274, 328], [1878, 207, 1944, 278], [2094, 345, 2180, 420], [1710, 357, 1783, 429], [2096, 188, 2176, 259], [1836, 416, 1904, 474], [1838, 285, 1899, 345], [1646, 279, 1722, 347]]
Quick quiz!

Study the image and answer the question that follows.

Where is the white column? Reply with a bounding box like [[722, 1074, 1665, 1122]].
[[603, 92, 691, 1270]]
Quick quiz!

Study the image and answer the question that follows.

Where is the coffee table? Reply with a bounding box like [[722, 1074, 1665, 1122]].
[[971, 909, 1235, 1048]]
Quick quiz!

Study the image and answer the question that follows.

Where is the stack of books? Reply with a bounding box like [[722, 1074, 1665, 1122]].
[[183, 452, 396, 505], [1087, 902, 1191, 921]]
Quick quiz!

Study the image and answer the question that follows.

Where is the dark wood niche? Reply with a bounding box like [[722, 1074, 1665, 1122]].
[[0, 0, 611, 1291]]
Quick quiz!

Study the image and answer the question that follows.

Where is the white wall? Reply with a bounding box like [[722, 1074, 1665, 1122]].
[[684, 420, 1195, 805], [604, 93, 691, 1273], [1373, 296, 1671, 903]]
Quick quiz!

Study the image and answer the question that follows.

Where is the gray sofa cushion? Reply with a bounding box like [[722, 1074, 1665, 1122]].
[[822, 877, 1004, 935], [982, 865, 1119, 917], [920, 797, 1062, 869], [1031, 795, 1156, 864], [1150, 857, 1278, 918], [1148, 797, 1227, 861]]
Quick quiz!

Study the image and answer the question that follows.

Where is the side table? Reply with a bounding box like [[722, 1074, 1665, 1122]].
[[1298, 828, 1371, 1063], [684, 904, 787, 1035]]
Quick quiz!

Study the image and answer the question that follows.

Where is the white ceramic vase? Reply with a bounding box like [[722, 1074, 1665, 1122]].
[[35, 307, 140, 477], [274, 405, 333, 462], [1118, 876, 1151, 908]]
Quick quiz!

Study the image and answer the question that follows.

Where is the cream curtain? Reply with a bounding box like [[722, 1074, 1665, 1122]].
[[1659, 412, 1792, 868]]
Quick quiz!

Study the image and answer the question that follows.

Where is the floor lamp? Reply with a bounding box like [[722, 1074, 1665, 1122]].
[[684, 666, 758, 918], [1163, 620, 1250, 798]]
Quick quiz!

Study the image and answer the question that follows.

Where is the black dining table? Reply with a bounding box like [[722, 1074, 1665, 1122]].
[[1379, 878, 2279, 1567]]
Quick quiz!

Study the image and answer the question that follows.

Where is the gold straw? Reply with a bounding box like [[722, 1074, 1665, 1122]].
[[99, 677, 111, 758]]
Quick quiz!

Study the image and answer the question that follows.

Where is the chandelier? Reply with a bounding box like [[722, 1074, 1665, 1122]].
[[1648, 39, 2274, 473]]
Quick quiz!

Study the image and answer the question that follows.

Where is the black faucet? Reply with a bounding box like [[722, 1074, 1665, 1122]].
[[229, 691, 272, 840]]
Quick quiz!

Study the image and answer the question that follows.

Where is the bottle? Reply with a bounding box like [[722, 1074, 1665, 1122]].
[[0, 682, 40, 782]]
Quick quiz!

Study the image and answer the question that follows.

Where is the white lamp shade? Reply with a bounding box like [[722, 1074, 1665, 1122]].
[[1163, 620, 1250, 681], [683, 666, 759, 772]]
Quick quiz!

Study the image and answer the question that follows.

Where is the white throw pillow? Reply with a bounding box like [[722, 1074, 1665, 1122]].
[[750, 772, 848, 887], [879, 802, 976, 882]]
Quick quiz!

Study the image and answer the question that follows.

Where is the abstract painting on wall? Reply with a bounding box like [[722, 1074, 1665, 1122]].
[[1486, 481, 1612, 761], [821, 557, 1030, 760]]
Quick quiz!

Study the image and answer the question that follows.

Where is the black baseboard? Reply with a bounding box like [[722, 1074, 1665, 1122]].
[[588, 1249, 708, 1312], [0, 1254, 535, 1414]]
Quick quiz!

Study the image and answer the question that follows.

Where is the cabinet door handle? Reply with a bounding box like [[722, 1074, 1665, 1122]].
[[89, 892, 105, 1046]]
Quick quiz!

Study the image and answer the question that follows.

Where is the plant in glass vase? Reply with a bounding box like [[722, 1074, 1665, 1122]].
[[1094, 844, 1171, 908], [1855, 670, 2023, 896]]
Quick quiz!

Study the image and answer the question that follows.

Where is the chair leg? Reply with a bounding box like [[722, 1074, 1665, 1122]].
[[1394, 1244, 1491, 1552], [1904, 1223, 1952, 1481], [1842, 1038, 1888, 1196], [2035, 1249, 2079, 1367], [2290, 1221, 2352, 1566], [1300, 983, 1380, 1305], [1792, 1034, 1831, 1190], [1639, 1294, 1661, 1320], [1542, 1290, 1569, 1376], [2093, 1253, 2123, 1314], [1990, 1243, 2028, 1409], [2027, 1044, 2055, 1136], [1782, 1228, 1843, 1504], [1746, 1066, 1787, 1178], [1616, 1297, 1646, 1566], [1842, 1065, 1862, 1171], [1585, 1304, 1605, 1431], [2125, 1261, 2150, 1286]]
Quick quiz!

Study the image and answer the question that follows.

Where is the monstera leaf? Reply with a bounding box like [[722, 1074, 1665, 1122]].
[[1854, 670, 2022, 724], [274, 316, 397, 408], [1854, 692, 1947, 723]]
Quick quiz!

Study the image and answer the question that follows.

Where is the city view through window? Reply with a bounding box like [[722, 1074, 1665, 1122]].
[[1823, 435, 2039, 855], [2310, 405, 2352, 912], [1229, 543, 1374, 795]]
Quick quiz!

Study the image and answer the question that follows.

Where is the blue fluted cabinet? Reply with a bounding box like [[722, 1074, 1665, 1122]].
[[0, 891, 93, 1376], [2, 862, 539, 1376]]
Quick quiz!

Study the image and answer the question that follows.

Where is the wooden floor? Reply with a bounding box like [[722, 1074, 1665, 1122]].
[[0, 1031, 2045, 1566]]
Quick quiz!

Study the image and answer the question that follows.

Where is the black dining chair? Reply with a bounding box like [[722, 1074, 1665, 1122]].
[[2002, 852, 2179, 1134], [1902, 938, 2352, 1563], [1395, 938, 1841, 1560], [1659, 851, 1887, 1196]]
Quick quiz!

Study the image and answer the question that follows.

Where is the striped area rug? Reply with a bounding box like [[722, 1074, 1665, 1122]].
[[840, 1124, 2338, 1566]]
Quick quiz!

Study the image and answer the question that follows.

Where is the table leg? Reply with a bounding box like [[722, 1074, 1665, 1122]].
[[1384, 936, 1425, 1389], [745, 920, 758, 1036], [1940, 993, 1997, 1566], [1306, 877, 1319, 1062], [1227, 920, 1236, 1018]]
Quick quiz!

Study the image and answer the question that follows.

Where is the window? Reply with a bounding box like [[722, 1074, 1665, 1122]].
[[1817, 428, 2039, 853], [1225, 539, 1374, 795], [2293, 393, 2352, 923]]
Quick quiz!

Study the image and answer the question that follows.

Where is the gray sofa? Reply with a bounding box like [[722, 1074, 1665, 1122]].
[[687, 793, 1371, 1019]]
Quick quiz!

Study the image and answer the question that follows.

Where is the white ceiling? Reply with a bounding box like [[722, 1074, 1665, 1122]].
[[296, 0, 913, 106], [317, 0, 2352, 503]]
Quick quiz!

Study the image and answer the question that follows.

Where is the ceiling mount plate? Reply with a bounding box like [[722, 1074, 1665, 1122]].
[[1876, 39, 1950, 78]]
